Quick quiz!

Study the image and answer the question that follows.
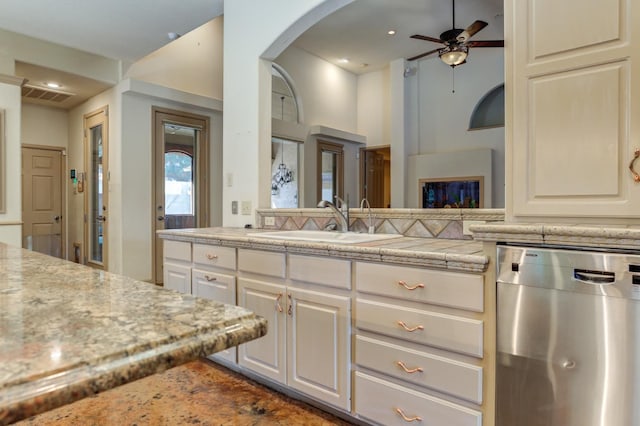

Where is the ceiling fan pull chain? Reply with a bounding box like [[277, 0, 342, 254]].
[[452, 68, 456, 93]]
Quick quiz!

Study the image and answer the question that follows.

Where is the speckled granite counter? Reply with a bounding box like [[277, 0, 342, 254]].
[[470, 222, 640, 250], [158, 227, 489, 272], [0, 244, 267, 425]]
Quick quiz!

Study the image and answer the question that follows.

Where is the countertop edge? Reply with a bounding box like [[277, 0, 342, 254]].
[[0, 316, 267, 424]]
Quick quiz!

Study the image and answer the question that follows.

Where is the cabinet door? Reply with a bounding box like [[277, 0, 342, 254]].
[[287, 287, 351, 411], [237, 278, 286, 383], [163, 262, 191, 294], [193, 269, 237, 363], [509, 0, 640, 218]]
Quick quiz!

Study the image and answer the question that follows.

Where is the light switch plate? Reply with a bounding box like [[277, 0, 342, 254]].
[[264, 216, 275, 226], [241, 201, 252, 215], [231, 201, 238, 215]]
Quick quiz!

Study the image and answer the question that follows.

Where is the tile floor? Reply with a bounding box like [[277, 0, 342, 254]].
[[17, 358, 356, 425]]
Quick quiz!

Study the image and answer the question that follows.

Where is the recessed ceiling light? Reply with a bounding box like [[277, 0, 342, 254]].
[[338, 58, 350, 63], [387, 30, 396, 35], [45, 82, 61, 89]]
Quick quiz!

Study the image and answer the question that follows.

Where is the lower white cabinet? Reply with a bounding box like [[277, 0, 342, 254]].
[[163, 240, 192, 293], [355, 371, 482, 426], [238, 277, 351, 411]]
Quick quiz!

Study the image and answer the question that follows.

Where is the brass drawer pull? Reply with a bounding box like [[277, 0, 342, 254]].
[[397, 361, 424, 374], [630, 148, 640, 182], [398, 280, 425, 290], [276, 293, 283, 313], [397, 320, 424, 332], [206, 253, 219, 260], [204, 275, 217, 282], [395, 407, 422, 422]]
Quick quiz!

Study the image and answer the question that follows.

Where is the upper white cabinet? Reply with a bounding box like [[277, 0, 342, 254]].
[[508, 0, 640, 218]]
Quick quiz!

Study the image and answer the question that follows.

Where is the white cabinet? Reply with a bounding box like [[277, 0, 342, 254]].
[[163, 240, 191, 294], [354, 261, 484, 425], [162, 240, 238, 363], [237, 250, 351, 411], [508, 0, 640, 218]]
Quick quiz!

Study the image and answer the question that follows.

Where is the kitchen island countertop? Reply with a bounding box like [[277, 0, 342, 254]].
[[0, 244, 267, 424]]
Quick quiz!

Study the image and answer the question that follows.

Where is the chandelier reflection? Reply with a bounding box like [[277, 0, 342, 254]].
[[272, 95, 294, 195]]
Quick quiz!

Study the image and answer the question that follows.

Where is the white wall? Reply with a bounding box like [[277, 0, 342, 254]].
[[357, 67, 391, 148], [125, 17, 224, 101], [21, 104, 68, 148], [275, 46, 358, 132], [0, 81, 22, 245]]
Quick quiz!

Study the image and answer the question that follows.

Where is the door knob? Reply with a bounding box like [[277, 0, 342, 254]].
[[97, 215, 106, 222], [157, 216, 165, 221], [53, 215, 61, 222]]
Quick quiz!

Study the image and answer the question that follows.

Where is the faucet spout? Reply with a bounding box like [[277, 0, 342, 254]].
[[360, 198, 375, 234], [317, 199, 349, 232]]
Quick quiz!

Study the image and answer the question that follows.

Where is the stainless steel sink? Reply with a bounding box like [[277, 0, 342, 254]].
[[251, 230, 402, 244]]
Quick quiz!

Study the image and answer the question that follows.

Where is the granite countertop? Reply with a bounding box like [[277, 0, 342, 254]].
[[0, 244, 267, 424], [470, 222, 640, 250], [158, 227, 489, 273]]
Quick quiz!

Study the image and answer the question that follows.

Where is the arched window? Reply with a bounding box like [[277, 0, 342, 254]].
[[272, 64, 301, 123], [164, 150, 193, 215]]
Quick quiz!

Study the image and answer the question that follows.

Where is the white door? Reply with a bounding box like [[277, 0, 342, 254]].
[[287, 287, 351, 410], [21, 146, 64, 258], [237, 278, 286, 383]]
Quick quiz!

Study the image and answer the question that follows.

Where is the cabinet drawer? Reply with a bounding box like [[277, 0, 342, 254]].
[[289, 254, 351, 289], [356, 335, 482, 404], [354, 371, 482, 426], [356, 262, 484, 312], [238, 249, 285, 278], [193, 244, 236, 271], [356, 299, 483, 357], [164, 240, 191, 262], [192, 269, 236, 305]]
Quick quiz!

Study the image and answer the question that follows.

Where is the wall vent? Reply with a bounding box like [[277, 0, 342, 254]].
[[21, 84, 74, 103]]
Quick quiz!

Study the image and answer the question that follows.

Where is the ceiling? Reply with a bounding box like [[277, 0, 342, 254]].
[[1, 0, 503, 109]]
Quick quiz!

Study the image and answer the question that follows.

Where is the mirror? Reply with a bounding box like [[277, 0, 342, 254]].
[[271, 0, 505, 209]]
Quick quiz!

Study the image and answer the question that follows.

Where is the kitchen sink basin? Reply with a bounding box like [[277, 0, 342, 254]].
[[251, 230, 402, 244]]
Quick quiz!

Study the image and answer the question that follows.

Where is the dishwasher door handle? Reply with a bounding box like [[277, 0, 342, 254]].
[[574, 269, 615, 285]]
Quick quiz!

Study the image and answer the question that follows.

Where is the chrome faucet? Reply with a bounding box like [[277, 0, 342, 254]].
[[317, 195, 349, 232], [360, 198, 375, 234]]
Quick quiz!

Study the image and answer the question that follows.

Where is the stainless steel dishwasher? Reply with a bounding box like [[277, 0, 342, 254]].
[[496, 245, 640, 426]]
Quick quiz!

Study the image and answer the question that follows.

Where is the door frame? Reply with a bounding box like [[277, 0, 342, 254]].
[[21, 144, 67, 259], [83, 106, 109, 270], [152, 106, 210, 284]]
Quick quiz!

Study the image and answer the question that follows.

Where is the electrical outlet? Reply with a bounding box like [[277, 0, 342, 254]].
[[231, 201, 238, 215], [264, 216, 275, 226], [241, 201, 252, 215]]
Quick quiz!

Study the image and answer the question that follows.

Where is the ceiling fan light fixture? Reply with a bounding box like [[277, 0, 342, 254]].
[[439, 44, 468, 67]]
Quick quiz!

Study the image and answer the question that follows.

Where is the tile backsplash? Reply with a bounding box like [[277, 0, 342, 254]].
[[256, 208, 504, 240]]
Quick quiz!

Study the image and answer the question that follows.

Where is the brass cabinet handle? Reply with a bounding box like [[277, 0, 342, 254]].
[[395, 408, 422, 422], [204, 275, 217, 282], [206, 254, 218, 260], [397, 320, 424, 332], [398, 280, 425, 290], [276, 293, 283, 313], [396, 361, 424, 374], [287, 294, 293, 316], [630, 149, 640, 182]]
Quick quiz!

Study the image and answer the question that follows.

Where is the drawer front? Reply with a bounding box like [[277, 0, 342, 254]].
[[193, 244, 236, 271], [164, 240, 191, 262], [192, 269, 236, 305], [289, 254, 351, 289], [355, 371, 482, 426], [238, 249, 286, 278], [356, 335, 482, 404], [356, 262, 484, 312], [356, 299, 483, 357]]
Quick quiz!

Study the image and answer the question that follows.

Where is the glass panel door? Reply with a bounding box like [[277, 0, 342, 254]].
[[89, 124, 105, 264], [164, 124, 198, 230], [317, 141, 344, 203], [84, 106, 108, 270]]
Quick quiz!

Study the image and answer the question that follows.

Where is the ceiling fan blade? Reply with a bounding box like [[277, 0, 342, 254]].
[[408, 48, 441, 61], [467, 40, 504, 48], [456, 20, 488, 42], [410, 34, 444, 44]]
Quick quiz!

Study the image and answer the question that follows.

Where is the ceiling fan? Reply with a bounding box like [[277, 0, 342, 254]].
[[408, 0, 504, 67]]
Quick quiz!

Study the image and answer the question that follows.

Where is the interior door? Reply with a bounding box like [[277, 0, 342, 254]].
[[21, 146, 64, 258], [153, 107, 209, 284], [84, 107, 108, 270], [361, 146, 390, 208]]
